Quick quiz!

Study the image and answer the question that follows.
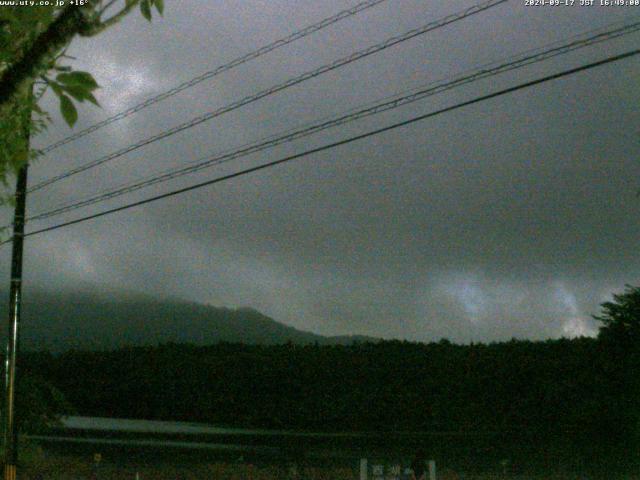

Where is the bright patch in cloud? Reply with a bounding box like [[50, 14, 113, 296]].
[[553, 282, 596, 338], [438, 273, 488, 323], [562, 316, 596, 338]]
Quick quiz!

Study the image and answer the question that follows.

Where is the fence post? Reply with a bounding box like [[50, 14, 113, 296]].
[[428, 460, 436, 480], [360, 458, 367, 480]]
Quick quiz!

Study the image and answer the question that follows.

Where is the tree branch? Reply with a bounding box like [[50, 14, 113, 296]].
[[0, 2, 100, 108], [97, 0, 120, 17], [84, 0, 141, 36]]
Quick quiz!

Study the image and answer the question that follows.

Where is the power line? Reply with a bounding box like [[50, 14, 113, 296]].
[[28, 0, 508, 194], [26, 20, 640, 223], [38, 0, 391, 155], [9, 48, 637, 244], [30, 19, 640, 219]]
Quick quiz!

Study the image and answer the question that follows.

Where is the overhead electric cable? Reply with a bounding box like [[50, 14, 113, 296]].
[[27, 20, 640, 222], [8, 48, 637, 244], [28, 0, 507, 193], [38, 0, 391, 154]]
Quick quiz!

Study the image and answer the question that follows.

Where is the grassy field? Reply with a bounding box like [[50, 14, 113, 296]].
[[19, 456, 357, 479], [10, 442, 640, 480], [14, 455, 640, 480]]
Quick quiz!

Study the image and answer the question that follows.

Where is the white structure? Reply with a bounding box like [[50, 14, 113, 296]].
[[359, 458, 436, 480]]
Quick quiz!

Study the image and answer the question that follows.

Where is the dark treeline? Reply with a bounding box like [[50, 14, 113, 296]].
[[11, 285, 640, 473], [21, 337, 637, 440]]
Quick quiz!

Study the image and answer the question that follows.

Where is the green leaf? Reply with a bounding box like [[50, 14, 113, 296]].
[[60, 84, 88, 103], [154, 0, 164, 15], [56, 71, 99, 90], [84, 92, 100, 107], [49, 81, 64, 97], [59, 95, 78, 127], [140, 0, 152, 21], [54, 65, 72, 72]]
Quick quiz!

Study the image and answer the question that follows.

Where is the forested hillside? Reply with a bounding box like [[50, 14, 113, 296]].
[[0, 291, 375, 351]]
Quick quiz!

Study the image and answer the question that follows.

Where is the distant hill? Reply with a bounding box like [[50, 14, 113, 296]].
[[0, 290, 378, 352]]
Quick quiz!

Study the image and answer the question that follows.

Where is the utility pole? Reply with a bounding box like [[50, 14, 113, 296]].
[[3, 86, 31, 480], [3, 164, 28, 480]]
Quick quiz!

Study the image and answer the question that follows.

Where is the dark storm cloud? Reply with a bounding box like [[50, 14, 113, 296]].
[[1, 0, 638, 342]]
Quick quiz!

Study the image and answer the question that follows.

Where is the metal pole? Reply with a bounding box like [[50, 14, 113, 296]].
[[3, 163, 28, 480]]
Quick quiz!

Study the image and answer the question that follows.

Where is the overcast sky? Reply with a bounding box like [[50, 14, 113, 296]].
[[1, 0, 639, 343]]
